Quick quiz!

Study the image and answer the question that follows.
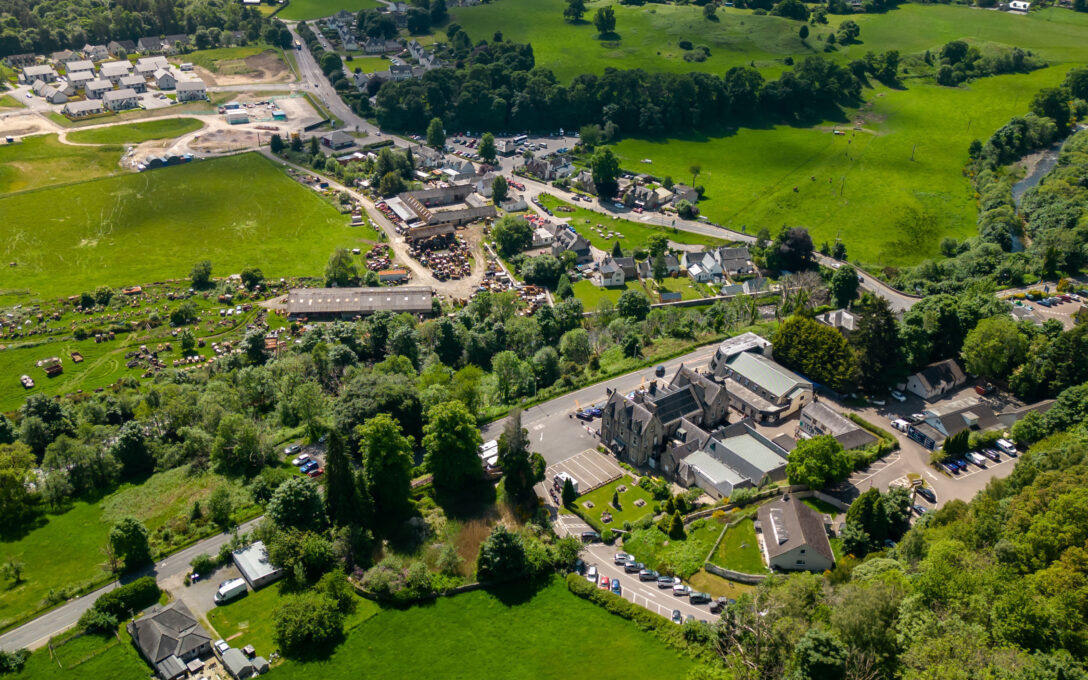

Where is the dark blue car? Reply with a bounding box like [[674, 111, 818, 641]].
[[300, 460, 319, 474]]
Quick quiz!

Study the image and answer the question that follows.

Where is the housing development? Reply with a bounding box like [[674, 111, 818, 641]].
[[1, 0, 1087, 679]]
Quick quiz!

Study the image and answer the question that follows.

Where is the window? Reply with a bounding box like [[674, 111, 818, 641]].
[[800, 549, 805, 554], [796, 559, 805, 565]]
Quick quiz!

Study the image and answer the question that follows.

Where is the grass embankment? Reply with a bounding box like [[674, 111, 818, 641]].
[[273, 578, 693, 680], [0, 467, 258, 631], [0, 93, 26, 109], [278, 0, 382, 20], [614, 68, 1070, 267], [710, 518, 769, 574], [623, 516, 727, 579], [0, 134, 122, 195], [0, 152, 366, 301], [9, 630, 149, 680], [66, 118, 204, 145]]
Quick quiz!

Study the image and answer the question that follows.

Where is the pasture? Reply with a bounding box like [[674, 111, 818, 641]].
[[0, 152, 371, 302], [8, 631, 148, 680], [538, 194, 725, 251], [273, 578, 693, 680], [0, 467, 257, 631], [0, 134, 121, 195], [614, 68, 1071, 267], [66, 118, 204, 145], [278, 0, 382, 21]]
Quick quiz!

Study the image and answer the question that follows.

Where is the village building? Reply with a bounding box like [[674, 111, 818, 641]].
[[82, 43, 110, 60], [19, 64, 58, 84], [285, 287, 434, 320], [102, 87, 139, 111], [675, 421, 789, 499], [671, 183, 699, 204], [905, 359, 967, 402], [551, 229, 592, 264], [682, 251, 722, 283], [33, 80, 68, 104], [135, 55, 170, 76], [108, 40, 137, 57], [321, 130, 355, 150], [128, 601, 212, 680], [5, 53, 37, 68], [599, 257, 625, 287], [99, 60, 133, 83], [120, 73, 147, 93], [63, 99, 105, 117], [154, 68, 177, 89], [714, 246, 755, 277], [85, 78, 113, 99], [67, 70, 95, 89], [51, 49, 80, 64], [708, 333, 813, 424], [64, 58, 95, 73], [815, 309, 860, 335], [232, 541, 282, 589], [756, 495, 835, 572], [798, 401, 878, 450], [175, 79, 207, 102]]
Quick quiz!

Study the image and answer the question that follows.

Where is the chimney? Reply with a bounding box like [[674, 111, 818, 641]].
[[649, 380, 657, 395]]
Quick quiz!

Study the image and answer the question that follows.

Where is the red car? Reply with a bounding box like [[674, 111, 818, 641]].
[[307, 467, 324, 478], [598, 576, 610, 590]]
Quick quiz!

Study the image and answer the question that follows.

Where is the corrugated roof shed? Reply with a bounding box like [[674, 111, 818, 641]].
[[286, 287, 433, 317]]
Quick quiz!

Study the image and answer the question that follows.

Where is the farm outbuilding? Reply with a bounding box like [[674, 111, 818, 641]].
[[232, 541, 282, 589], [286, 286, 434, 320]]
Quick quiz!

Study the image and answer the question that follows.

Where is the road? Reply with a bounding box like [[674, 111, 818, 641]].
[[0, 518, 262, 652], [481, 342, 722, 466]]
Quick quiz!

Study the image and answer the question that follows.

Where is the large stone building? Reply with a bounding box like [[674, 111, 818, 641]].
[[674, 421, 790, 499], [600, 365, 729, 470], [709, 333, 813, 424]]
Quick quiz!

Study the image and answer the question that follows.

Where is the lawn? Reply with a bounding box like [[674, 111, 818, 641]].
[[0, 152, 368, 302], [614, 68, 1071, 267], [0, 93, 25, 109], [571, 279, 640, 308], [343, 55, 388, 73], [0, 467, 256, 631], [274, 578, 693, 680], [710, 519, 768, 575], [688, 569, 754, 600], [574, 477, 656, 531], [66, 118, 205, 145], [622, 516, 726, 579], [645, 275, 712, 301], [9, 630, 149, 680], [0, 134, 122, 196], [278, 0, 382, 20], [538, 194, 725, 251], [801, 497, 843, 519]]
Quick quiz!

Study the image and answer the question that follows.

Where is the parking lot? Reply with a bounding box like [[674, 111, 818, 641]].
[[583, 544, 719, 623], [547, 450, 624, 493]]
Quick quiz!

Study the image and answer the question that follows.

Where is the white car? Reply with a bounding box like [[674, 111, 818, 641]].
[[291, 453, 311, 466], [586, 565, 598, 582], [613, 552, 630, 565], [890, 390, 907, 402]]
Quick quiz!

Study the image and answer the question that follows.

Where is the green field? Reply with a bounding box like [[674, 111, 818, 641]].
[[66, 119, 205, 145], [0, 93, 25, 109], [614, 68, 1070, 267], [0, 467, 256, 631], [710, 519, 768, 574], [278, 0, 382, 21], [571, 279, 640, 308], [0, 135, 122, 196], [274, 578, 693, 680], [646, 275, 712, 301], [622, 516, 726, 579], [344, 55, 389, 73], [9, 631, 149, 680], [452, 1, 1088, 82], [573, 477, 655, 530], [539, 194, 725, 251], [0, 152, 378, 302]]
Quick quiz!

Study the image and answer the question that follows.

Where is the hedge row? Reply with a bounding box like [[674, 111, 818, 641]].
[[93, 577, 161, 618]]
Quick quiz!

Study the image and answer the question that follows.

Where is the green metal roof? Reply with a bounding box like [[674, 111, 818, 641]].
[[727, 352, 811, 398]]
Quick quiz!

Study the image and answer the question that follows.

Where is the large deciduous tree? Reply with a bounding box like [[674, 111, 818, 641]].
[[961, 315, 1028, 380], [590, 147, 621, 199], [422, 400, 482, 493], [268, 476, 327, 529], [773, 316, 859, 392], [109, 517, 151, 571], [785, 435, 851, 490], [357, 414, 414, 529]]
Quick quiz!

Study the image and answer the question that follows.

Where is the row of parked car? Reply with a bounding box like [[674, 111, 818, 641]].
[[285, 443, 323, 478], [939, 440, 1018, 476]]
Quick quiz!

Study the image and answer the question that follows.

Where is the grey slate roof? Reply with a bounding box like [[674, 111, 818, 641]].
[[128, 601, 210, 671], [726, 351, 811, 399], [758, 495, 834, 562], [913, 359, 966, 394]]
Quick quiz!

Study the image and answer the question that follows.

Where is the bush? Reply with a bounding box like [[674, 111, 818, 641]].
[[0, 649, 29, 674], [273, 593, 344, 656], [190, 553, 216, 575], [78, 606, 119, 633], [93, 576, 160, 618]]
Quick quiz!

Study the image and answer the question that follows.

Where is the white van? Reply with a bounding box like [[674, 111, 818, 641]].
[[891, 419, 912, 433], [996, 439, 1018, 456], [213, 578, 247, 605]]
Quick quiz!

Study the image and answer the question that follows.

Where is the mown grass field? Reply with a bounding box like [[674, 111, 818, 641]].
[[711, 519, 768, 574], [615, 68, 1071, 267], [0, 93, 25, 109], [274, 578, 693, 680], [0, 467, 256, 631], [184, 45, 275, 72], [278, 0, 382, 21], [0, 135, 122, 195], [574, 477, 655, 530], [66, 118, 204, 145], [0, 152, 371, 302]]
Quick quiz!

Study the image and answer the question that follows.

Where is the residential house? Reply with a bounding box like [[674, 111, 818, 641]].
[[439, 160, 475, 183], [532, 224, 557, 248], [501, 195, 528, 212], [63, 99, 105, 117], [672, 183, 699, 204], [154, 68, 177, 89], [65, 59, 95, 73], [624, 184, 663, 210], [162, 34, 191, 53], [798, 401, 878, 451], [33, 80, 68, 104], [756, 495, 835, 572], [815, 309, 860, 335], [389, 63, 413, 81], [653, 186, 674, 207], [526, 154, 574, 181], [137, 37, 163, 54], [615, 257, 638, 279], [4, 54, 37, 69], [135, 56, 169, 76], [905, 359, 966, 402], [120, 73, 147, 93], [175, 79, 206, 102], [714, 246, 755, 277], [102, 88, 139, 111], [321, 130, 355, 149], [600, 365, 730, 470], [599, 257, 625, 287], [67, 71, 95, 90], [551, 229, 591, 264], [20, 65, 58, 84], [743, 278, 769, 295], [676, 421, 789, 499], [708, 333, 813, 424], [127, 601, 212, 680], [474, 173, 496, 198], [682, 251, 722, 283], [662, 253, 680, 275], [85, 78, 113, 99], [51, 49, 80, 64], [107, 40, 136, 57], [906, 396, 1000, 450], [573, 169, 596, 195], [364, 38, 401, 54], [82, 43, 110, 61], [99, 60, 132, 83]]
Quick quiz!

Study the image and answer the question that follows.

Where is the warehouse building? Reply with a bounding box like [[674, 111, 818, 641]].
[[286, 286, 434, 320], [232, 541, 282, 590]]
